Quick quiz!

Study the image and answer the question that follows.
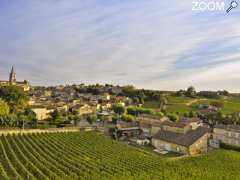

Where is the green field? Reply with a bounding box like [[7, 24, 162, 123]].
[[144, 95, 240, 115], [0, 132, 239, 179]]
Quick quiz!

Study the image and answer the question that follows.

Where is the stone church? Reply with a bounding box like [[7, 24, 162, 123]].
[[0, 66, 30, 91]]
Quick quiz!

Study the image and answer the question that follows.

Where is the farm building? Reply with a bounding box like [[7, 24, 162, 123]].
[[152, 117, 209, 155], [213, 124, 240, 147], [138, 114, 169, 137]]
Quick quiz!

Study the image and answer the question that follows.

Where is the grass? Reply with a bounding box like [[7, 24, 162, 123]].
[[144, 95, 240, 115], [142, 100, 160, 109]]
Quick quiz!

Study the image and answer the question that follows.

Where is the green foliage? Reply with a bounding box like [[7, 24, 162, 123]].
[[23, 108, 37, 128], [0, 114, 18, 127], [186, 86, 197, 97], [188, 111, 195, 118], [126, 106, 153, 116], [156, 111, 164, 118], [86, 114, 97, 124], [50, 110, 62, 122], [68, 114, 81, 126], [121, 114, 135, 122], [121, 85, 136, 97], [0, 86, 28, 113], [167, 114, 179, 122], [0, 132, 239, 179], [0, 99, 9, 116], [159, 95, 168, 110], [220, 142, 240, 152], [112, 104, 125, 115], [126, 106, 137, 116], [136, 107, 153, 114]]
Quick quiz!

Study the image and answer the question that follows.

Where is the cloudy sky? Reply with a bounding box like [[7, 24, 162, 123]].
[[0, 0, 240, 91]]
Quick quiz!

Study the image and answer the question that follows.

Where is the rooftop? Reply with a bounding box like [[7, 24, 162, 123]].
[[161, 117, 199, 128], [153, 126, 209, 147], [215, 124, 240, 133]]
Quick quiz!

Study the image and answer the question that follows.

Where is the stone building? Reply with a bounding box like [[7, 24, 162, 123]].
[[138, 114, 169, 137], [0, 66, 30, 91], [152, 117, 209, 155], [31, 106, 54, 120], [213, 124, 240, 146], [70, 104, 95, 116]]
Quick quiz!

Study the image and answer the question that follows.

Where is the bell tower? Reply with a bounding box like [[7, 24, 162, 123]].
[[9, 66, 16, 85]]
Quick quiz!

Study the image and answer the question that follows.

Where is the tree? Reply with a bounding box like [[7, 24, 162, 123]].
[[188, 111, 195, 118], [186, 86, 196, 97], [138, 96, 144, 105], [23, 108, 37, 128], [231, 112, 240, 125], [121, 114, 134, 122], [167, 114, 179, 122], [159, 95, 168, 111], [156, 112, 164, 118], [18, 114, 28, 129], [112, 104, 125, 116], [0, 85, 28, 113], [135, 107, 153, 115], [73, 115, 81, 126], [126, 107, 137, 116], [132, 97, 139, 104], [176, 90, 186, 97], [206, 113, 218, 128], [50, 110, 62, 122], [86, 114, 97, 124], [0, 99, 9, 116], [0, 114, 17, 127], [122, 85, 136, 97]]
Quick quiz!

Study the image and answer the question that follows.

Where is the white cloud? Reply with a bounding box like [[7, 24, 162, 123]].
[[0, 0, 240, 91]]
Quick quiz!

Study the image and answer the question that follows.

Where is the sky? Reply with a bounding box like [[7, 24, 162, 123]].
[[0, 0, 240, 92]]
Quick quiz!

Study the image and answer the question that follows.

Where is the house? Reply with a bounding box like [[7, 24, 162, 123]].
[[102, 93, 111, 101], [56, 104, 68, 113], [198, 104, 219, 111], [44, 90, 52, 97], [115, 121, 141, 140], [152, 117, 209, 155], [70, 104, 95, 116], [31, 106, 54, 120], [97, 102, 112, 111], [97, 111, 112, 122], [138, 114, 169, 137], [213, 124, 240, 147]]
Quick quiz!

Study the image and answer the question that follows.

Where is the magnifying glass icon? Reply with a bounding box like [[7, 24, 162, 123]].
[[226, 1, 238, 13]]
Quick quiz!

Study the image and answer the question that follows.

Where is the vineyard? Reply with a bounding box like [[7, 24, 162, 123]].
[[0, 132, 239, 179]]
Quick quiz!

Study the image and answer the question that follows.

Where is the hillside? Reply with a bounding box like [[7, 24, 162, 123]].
[[0, 132, 239, 179], [144, 95, 240, 115]]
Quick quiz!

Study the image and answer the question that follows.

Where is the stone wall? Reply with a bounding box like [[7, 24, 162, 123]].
[[189, 133, 209, 155], [213, 128, 240, 146], [152, 138, 188, 154]]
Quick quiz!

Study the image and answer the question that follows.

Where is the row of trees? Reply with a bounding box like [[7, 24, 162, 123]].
[[112, 103, 161, 122], [205, 111, 240, 127], [176, 86, 230, 98]]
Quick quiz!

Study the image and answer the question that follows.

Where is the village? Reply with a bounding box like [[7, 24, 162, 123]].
[[28, 83, 240, 156], [1, 1, 240, 178], [0, 67, 239, 157]]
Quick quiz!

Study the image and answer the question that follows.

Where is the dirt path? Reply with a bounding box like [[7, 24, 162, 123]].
[[185, 98, 206, 106]]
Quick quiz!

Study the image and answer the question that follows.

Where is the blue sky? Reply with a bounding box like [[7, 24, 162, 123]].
[[0, 0, 240, 91]]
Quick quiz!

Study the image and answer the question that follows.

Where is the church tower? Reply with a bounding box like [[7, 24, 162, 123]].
[[9, 66, 16, 84]]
